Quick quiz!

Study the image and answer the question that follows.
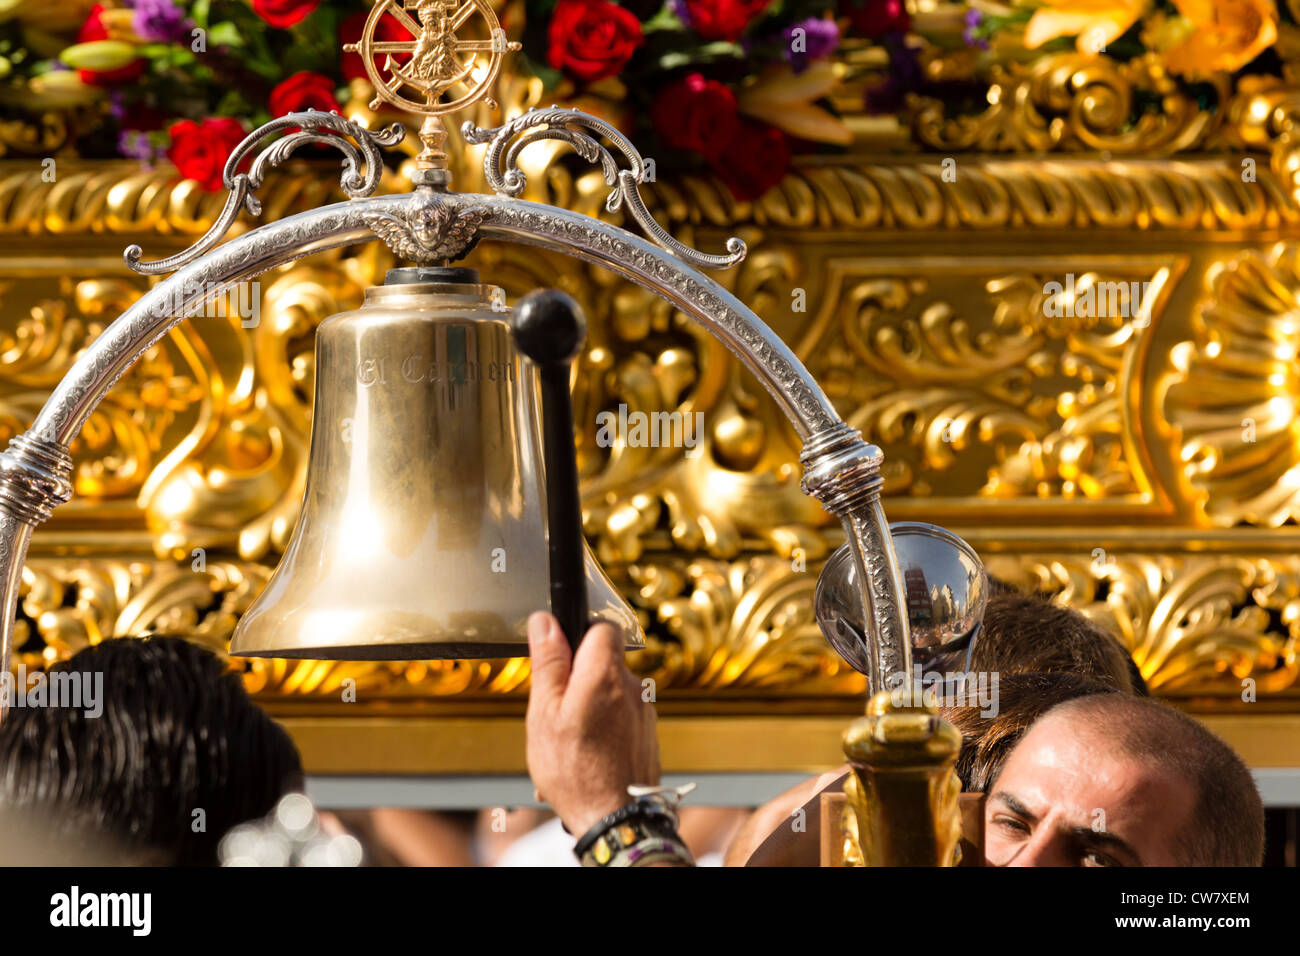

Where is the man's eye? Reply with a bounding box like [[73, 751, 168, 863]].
[[1083, 851, 1121, 868], [993, 816, 1029, 834]]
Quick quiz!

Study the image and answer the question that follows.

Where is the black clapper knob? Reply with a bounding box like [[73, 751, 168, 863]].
[[512, 290, 589, 652]]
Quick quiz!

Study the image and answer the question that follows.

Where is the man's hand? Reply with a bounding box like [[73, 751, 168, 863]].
[[525, 611, 659, 836]]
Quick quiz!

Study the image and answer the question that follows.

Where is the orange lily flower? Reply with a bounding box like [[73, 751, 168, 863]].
[[1161, 0, 1278, 76]]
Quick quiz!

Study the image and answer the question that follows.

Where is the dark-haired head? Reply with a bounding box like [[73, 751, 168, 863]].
[[986, 694, 1264, 866], [973, 585, 1143, 694], [941, 671, 1121, 793], [0, 636, 302, 865]]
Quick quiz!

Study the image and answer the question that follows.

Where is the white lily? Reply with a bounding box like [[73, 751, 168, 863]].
[[737, 61, 853, 146]]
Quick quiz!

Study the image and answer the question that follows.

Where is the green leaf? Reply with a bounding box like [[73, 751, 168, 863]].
[[282, 46, 311, 73], [642, 5, 684, 31], [207, 22, 244, 48], [215, 88, 252, 117], [530, 62, 561, 89], [192, 0, 211, 30], [658, 42, 742, 70], [697, 41, 743, 57]]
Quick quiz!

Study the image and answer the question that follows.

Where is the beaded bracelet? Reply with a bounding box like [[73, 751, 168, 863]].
[[604, 834, 695, 868], [577, 812, 695, 867], [574, 783, 698, 867], [573, 802, 674, 858]]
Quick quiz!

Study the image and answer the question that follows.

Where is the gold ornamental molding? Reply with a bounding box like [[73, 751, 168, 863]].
[[1160, 243, 1300, 529], [11, 547, 1294, 703], [910, 53, 1230, 155], [276, 712, 1300, 776], [3, 155, 1300, 237], [3, 150, 1300, 714], [984, 551, 1300, 697], [646, 159, 1300, 233], [906, 54, 1300, 211]]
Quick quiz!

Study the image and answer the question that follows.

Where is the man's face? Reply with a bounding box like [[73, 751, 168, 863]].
[[983, 714, 1194, 867]]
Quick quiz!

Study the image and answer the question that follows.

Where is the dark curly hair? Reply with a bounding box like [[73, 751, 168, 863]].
[[0, 636, 302, 865]]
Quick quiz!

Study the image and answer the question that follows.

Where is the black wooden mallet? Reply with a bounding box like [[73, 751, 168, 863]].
[[512, 289, 588, 652]]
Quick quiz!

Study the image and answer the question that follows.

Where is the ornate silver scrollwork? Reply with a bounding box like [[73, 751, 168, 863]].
[[124, 111, 405, 275], [463, 107, 747, 271]]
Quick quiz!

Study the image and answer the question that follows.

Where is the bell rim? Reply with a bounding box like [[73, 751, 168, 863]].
[[228, 636, 647, 660]]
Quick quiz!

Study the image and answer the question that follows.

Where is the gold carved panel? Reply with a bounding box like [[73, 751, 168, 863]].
[[1, 153, 1299, 711]]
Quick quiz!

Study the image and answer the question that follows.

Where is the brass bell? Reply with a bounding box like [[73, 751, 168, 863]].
[[231, 267, 641, 660]]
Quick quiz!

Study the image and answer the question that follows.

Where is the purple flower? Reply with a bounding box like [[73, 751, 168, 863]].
[[782, 17, 839, 74], [864, 77, 902, 115], [963, 8, 989, 50], [866, 32, 923, 113], [119, 129, 163, 165], [133, 0, 188, 43], [884, 31, 922, 87], [669, 0, 691, 27]]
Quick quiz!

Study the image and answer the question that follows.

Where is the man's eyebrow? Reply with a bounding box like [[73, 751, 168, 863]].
[[1067, 826, 1144, 866], [988, 791, 1036, 821]]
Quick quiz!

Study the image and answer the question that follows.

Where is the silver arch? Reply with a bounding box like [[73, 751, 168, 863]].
[[0, 189, 910, 702]]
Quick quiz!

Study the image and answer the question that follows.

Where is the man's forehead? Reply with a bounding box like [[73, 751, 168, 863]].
[[997, 714, 1173, 815]]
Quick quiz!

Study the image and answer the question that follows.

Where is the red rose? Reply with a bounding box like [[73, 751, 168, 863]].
[[269, 71, 341, 118], [167, 117, 248, 192], [251, 0, 318, 30], [682, 0, 771, 42], [547, 0, 643, 84], [340, 10, 415, 82], [840, 0, 910, 38], [651, 73, 740, 163], [76, 3, 145, 87], [710, 121, 790, 201]]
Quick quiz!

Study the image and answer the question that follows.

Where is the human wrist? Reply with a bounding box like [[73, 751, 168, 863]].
[[560, 792, 629, 837], [572, 802, 694, 867]]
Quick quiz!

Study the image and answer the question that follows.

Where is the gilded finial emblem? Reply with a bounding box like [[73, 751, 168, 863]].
[[343, 0, 520, 117]]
